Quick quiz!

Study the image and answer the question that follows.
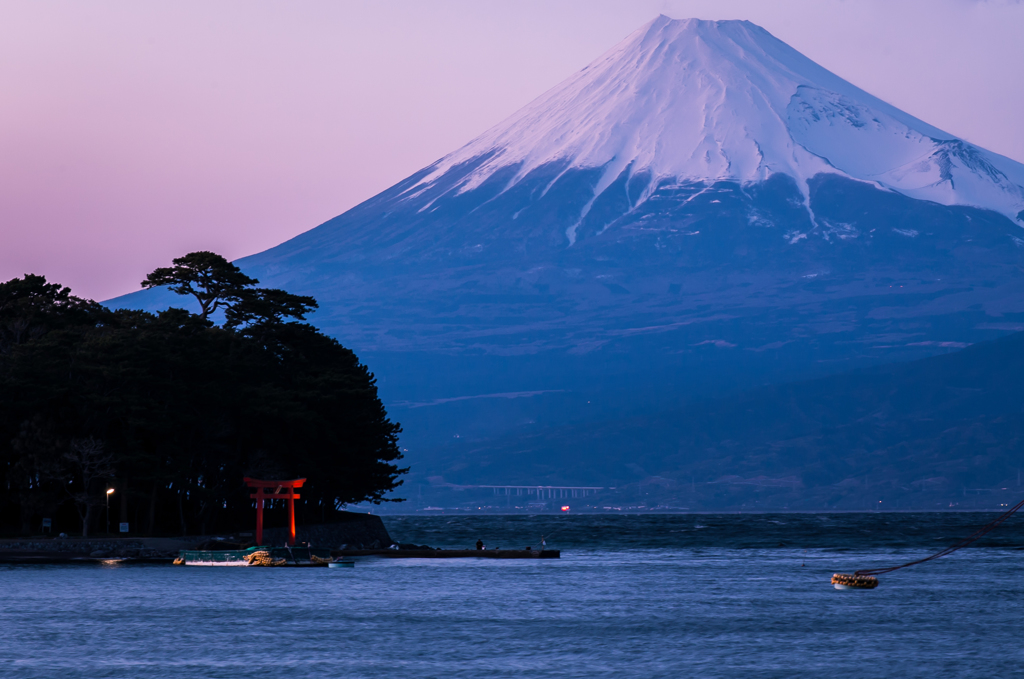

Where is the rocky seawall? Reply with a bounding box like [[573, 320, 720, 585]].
[[0, 513, 396, 560], [0, 537, 188, 560]]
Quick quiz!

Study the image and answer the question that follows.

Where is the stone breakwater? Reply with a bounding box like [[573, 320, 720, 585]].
[[0, 513, 396, 560]]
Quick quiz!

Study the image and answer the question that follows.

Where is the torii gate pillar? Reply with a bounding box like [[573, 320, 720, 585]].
[[244, 477, 306, 546]]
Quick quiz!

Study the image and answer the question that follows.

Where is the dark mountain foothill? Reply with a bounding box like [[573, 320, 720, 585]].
[[417, 330, 1024, 511]]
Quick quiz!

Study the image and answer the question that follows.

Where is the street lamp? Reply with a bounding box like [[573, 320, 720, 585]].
[[106, 488, 115, 535]]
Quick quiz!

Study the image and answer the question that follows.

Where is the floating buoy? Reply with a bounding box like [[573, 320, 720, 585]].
[[831, 573, 878, 590]]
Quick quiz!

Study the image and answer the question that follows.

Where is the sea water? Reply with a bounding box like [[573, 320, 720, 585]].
[[2, 513, 1023, 678]]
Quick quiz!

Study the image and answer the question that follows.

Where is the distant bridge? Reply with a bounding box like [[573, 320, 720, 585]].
[[447, 485, 605, 499]]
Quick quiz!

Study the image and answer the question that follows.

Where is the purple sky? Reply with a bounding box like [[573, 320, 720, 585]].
[[3, 0, 1023, 301]]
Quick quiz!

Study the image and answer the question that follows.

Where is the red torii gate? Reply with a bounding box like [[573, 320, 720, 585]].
[[244, 477, 306, 546]]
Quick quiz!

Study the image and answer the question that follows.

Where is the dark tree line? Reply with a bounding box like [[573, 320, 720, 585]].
[[0, 253, 404, 537]]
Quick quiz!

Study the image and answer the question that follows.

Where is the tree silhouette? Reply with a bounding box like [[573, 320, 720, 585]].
[[224, 287, 318, 331], [0, 274, 102, 355], [61, 438, 115, 537], [0, 255, 405, 537], [141, 251, 257, 320]]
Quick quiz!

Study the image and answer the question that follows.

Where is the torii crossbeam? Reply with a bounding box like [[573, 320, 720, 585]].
[[244, 477, 306, 546]]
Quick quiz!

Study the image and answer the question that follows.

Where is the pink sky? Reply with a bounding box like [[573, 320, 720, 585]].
[[3, 0, 1023, 301]]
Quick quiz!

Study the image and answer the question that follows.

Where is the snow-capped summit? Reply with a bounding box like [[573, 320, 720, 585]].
[[414, 16, 1024, 242], [114, 17, 1024, 466]]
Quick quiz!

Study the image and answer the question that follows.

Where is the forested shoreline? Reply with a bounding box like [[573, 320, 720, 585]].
[[0, 252, 405, 537]]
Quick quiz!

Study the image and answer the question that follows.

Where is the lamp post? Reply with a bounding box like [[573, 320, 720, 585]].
[[106, 488, 115, 535]]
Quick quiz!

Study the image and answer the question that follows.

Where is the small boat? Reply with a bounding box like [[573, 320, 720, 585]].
[[176, 545, 334, 567], [328, 560, 355, 568], [831, 573, 878, 590], [176, 546, 260, 566]]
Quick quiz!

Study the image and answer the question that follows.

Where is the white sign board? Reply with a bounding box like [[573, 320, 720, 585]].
[[119, 522, 129, 533]]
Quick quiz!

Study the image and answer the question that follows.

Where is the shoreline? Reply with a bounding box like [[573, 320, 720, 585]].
[[365, 508, 1022, 516]]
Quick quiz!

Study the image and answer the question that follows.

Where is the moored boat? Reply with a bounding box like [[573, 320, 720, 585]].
[[176, 545, 334, 566]]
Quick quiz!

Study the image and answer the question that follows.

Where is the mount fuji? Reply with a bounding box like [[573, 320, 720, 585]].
[[113, 17, 1024, 486]]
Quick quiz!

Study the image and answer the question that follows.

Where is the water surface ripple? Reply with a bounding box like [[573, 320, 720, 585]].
[[3, 513, 1023, 678]]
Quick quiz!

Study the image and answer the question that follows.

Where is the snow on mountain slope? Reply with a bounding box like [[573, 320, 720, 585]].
[[410, 16, 1024, 243], [109, 16, 1024, 471]]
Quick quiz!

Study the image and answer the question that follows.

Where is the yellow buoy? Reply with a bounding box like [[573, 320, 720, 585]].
[[831, 573, 878, 590]]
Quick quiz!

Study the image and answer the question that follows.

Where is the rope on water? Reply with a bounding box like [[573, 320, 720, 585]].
[[854, 495, 1024, 577]]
